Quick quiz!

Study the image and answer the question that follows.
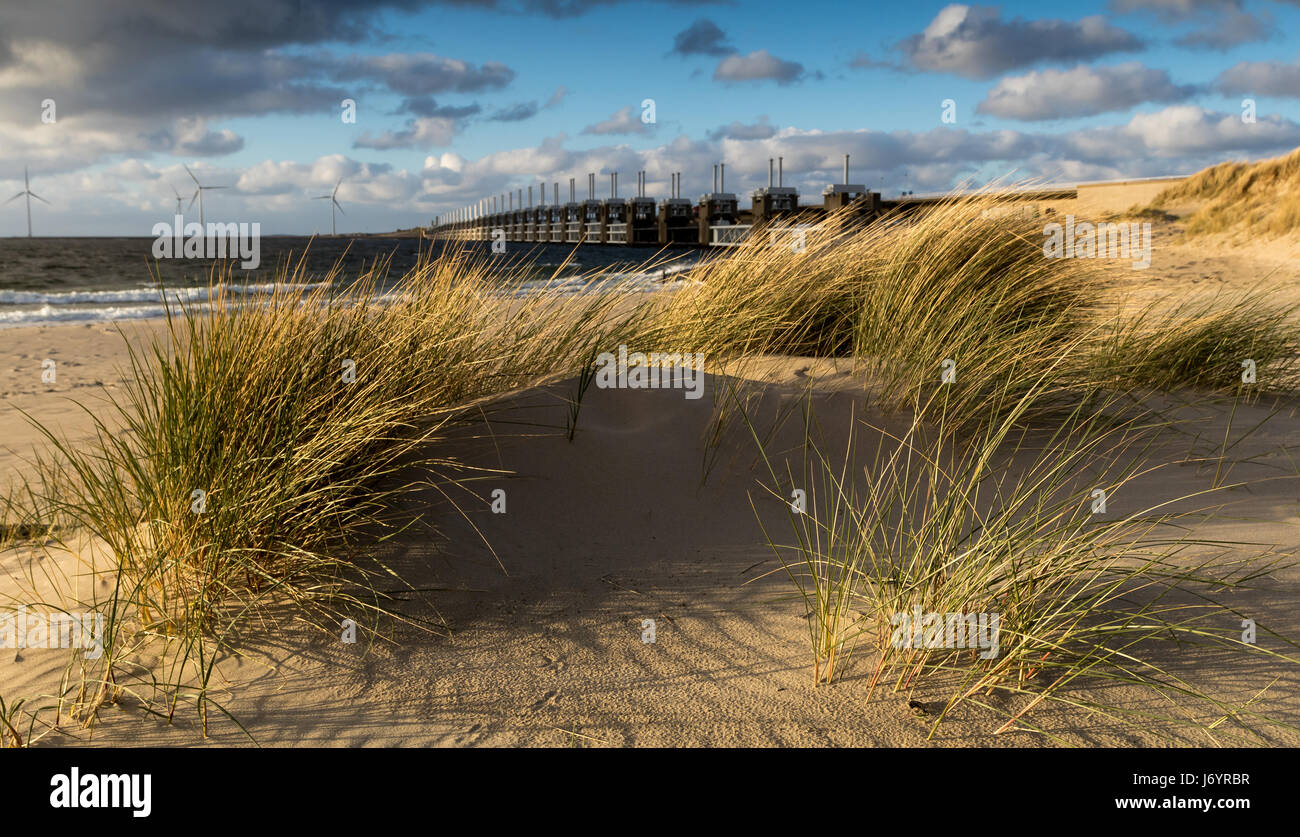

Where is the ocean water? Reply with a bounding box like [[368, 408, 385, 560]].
[[0, 237, 699, 327]]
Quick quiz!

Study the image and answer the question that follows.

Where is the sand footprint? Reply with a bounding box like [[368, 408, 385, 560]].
[[455, 723, 484, 745], [530, 689, 561, 711]]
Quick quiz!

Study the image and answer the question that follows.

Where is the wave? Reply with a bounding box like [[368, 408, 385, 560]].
[[0, 282, 328, 306], [0, 304, 173, 326], [507, 263, 699, 297], [0, 265, 697, 327]]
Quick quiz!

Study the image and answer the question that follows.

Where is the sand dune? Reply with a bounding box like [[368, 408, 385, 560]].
[[4, 190, 1300, 747], [2, 340, 1298, 746]]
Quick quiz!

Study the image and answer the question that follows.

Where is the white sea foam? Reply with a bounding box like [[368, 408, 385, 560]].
[[0, 282, 330, 327], [0, 304, 172, 326], [506, 263, 698, 298], [0, 266, 696, 327], [0, 282, 324, 306]]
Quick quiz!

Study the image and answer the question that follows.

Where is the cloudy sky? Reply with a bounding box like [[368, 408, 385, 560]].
[[2, 0, 1299, 235]]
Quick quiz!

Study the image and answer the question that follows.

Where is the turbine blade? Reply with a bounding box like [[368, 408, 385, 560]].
[[29, 192, 50, 205], [188, 191, 199, 211], [205, 186, 227, 190], [5, 192, 24, 204], [184, 165, 200, 186], [334, 201, 345, 215]]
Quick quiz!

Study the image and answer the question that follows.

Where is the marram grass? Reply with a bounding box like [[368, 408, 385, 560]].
[[3, 247, 645, 737], [2, 191, 1299, 744]]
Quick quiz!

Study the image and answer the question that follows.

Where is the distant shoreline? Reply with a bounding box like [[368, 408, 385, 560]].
[[0, 229, 429, 240]]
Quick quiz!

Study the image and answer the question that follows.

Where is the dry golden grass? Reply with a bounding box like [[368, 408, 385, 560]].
[[1150, 145, 1300, 238], [3, 188, 1300, 744]]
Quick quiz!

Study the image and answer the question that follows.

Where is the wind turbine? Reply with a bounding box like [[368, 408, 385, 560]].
[[313, 178, 345, 236], [184, 165, 226, 228], [6, 167, 49, 238], [169, 182, 184, 215]]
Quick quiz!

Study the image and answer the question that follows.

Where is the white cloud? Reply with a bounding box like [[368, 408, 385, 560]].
[[354, 117, 461, 150], [978, 63, 1196, 121], [1120, 104, 1299, 155], [4, 104, 1298, 235], [582, 106, 651, 136]]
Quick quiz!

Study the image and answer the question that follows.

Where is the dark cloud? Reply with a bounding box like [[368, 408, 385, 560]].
[[0, 1, 418, 51], [0, 0, 714, 50], [176, 129, 246, 156], [708, 116, 776, 140], [488, 102, 541, 121], [897, 4, 1143, 79], [14, 50, 348, 121], [398, 97, 483, 118], [1108, 0, 1269, 51], [334, 54, 514, 96], [486, 87, 566, 122], [849, 52, 898, 71], [1213, 59, 1300, 97], [670, 19, 734, 57], [713, 50, 805, 84], [1175, 9, 1271, 49], [1108, 0, 1240, 20], [522, 0, 721, 18], [0, 2, 510, 134]]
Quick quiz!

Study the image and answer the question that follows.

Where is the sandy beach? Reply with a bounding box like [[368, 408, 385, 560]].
[[3, 217, 1300, 747]]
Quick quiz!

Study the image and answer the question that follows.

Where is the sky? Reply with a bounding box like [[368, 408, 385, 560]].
[[1, 0, 1299, 236]]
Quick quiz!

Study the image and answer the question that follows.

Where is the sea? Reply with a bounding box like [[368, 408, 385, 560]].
[[0, 237, 701, 328]]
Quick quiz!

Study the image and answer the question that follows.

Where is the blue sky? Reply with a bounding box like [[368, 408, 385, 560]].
[[2, 0, 1299, 235]]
